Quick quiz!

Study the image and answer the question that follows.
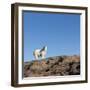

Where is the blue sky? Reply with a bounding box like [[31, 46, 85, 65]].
[[23, 11, 80, 62]]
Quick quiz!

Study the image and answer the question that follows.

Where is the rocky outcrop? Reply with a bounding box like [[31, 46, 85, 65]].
[[24, 55, 80, 77]]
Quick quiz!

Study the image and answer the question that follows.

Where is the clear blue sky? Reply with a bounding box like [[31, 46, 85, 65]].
[[23, 11, 80, 62]]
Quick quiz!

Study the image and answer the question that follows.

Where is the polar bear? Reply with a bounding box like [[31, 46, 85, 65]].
[[33, 46, 47, 60]]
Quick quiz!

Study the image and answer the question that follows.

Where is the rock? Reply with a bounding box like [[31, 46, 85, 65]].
[[24, 55, 80, 77], [69, 62, 80, 75], [30, 61, 43, 71]]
